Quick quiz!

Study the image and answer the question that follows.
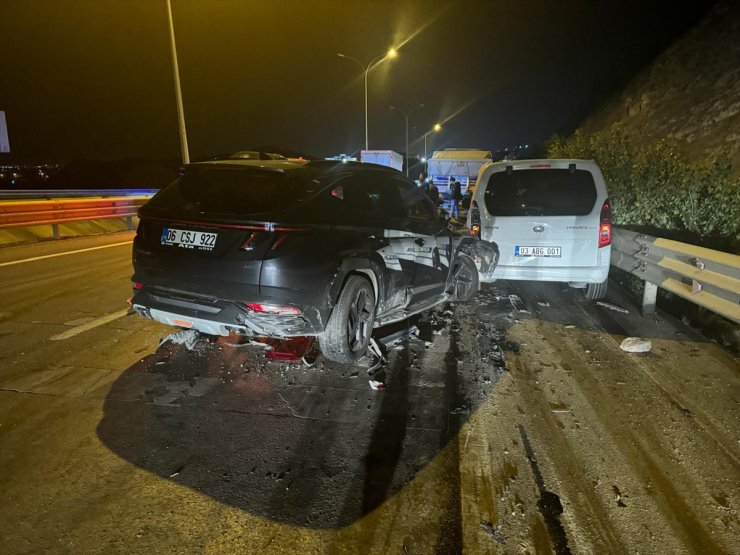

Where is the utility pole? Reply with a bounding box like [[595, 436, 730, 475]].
[[166, 0, 190, 164]]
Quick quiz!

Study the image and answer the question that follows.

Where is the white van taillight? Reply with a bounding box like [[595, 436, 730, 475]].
[[598, 200, 612, 248], [469, 201, 481, 238]]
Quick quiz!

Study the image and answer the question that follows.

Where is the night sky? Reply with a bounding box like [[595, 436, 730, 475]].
[[0, 0, 716, 164]]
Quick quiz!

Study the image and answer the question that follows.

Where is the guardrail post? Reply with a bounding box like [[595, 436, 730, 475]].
[[52, 223, 60, 240], [642, 281, 658, 315]]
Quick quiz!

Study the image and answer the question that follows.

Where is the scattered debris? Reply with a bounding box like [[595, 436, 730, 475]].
[[620, 337, 652, 353], [159, 329, 201, 350], [612, 485, 627, 507], [363, 338, 388, 390], [378, 325, 420, 348], [262, 336, 315, 362], [508, 294, 529, 313], [368, 379, 385, 391], [537, 301, 550, 307], [480, 520, 507, 544], [407, 336, 428, 352], [596, 301, 629, 314], [564, 324, 576, 329]]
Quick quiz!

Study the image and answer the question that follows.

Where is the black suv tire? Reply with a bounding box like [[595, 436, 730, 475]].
[[320, 275, 376, 363], [450, 254, 479, 302]]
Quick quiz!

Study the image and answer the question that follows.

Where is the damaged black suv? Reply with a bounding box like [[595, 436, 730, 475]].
[[131, 159, 498, 363]]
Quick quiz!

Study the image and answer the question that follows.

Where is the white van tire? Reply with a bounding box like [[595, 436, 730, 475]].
[[585, 279, 608, 300]]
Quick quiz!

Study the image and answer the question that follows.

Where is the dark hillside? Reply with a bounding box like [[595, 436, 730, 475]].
[[580, 1, 740, 176]]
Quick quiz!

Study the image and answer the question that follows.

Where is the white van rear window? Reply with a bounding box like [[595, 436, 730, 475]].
[[483, 169, 597, 216]]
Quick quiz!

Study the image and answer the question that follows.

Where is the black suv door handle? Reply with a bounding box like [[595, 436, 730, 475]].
[[414, 238, 426, 247]]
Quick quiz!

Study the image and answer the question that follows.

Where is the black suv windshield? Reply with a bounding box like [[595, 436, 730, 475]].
[[484, 168, 597, 216], [146, 166, 321, 216]]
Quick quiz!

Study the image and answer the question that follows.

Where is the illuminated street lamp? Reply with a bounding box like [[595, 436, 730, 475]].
[[166, 0, 189, 164], [337, 48, 398, 151], [390, 103, 424, 176]]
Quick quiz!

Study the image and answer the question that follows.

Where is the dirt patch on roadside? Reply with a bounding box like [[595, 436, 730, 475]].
[[452, 282, 739, 553]]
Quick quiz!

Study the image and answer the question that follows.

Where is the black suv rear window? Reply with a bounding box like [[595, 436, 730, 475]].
[[146, 166, 320, 216], [483, 168, 597, 216]]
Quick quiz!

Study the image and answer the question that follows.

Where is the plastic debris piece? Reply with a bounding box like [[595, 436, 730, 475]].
[[508, 294, 526, 312], [620, 337, 652, 353], [564, 324, 576, 329], [369, 379, 385, 391], [378, 325, 420, 347], [480, 520, 506, 544], [159, 329, 201, 350], [366, 338, 388, 376], [596, 301, 629, 314], [407, 336, 427, 353], [537, 301, 550, 307]]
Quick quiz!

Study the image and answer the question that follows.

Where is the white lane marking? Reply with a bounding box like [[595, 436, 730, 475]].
[[50, 309, 130, 341], [0, 241, 133, 268]]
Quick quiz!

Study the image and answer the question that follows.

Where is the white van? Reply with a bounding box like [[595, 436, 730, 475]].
[[467, 159, 611, 299]]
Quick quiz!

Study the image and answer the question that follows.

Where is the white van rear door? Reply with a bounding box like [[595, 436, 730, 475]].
[[491, 214, 599, 268], [480, 165, 601, 269]]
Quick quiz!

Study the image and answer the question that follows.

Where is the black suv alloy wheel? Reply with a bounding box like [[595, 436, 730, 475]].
[[320, 276, 376, 363]]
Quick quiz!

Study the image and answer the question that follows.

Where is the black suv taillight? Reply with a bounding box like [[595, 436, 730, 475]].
[[598, 200, 612, 248]]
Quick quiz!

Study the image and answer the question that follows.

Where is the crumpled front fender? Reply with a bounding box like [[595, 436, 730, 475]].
[[458, 239, 499, 282]]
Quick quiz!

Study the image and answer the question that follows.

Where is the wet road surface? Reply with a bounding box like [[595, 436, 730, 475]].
[[1, 234, 738, 553]]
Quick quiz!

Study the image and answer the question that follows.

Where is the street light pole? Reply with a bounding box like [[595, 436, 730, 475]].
[[337, 49, 397, 151], [422, 123, 442, 174], [166, 0, 189, 164], [390, 103, 424, 176]]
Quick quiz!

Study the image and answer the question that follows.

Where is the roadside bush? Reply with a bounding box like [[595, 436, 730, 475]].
[[545, 127, 740, 242]]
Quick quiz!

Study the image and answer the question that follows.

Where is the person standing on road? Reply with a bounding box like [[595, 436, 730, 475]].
[[428, 179, 440, 206], [418, 172, 431, 196], [449, 177, 462, 219]]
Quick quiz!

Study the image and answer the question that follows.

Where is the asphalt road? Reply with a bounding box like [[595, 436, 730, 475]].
[[1, 233, 738, 554]]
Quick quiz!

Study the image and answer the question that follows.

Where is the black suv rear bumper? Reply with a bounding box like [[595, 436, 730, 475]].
[[131, 286, 325, 337]]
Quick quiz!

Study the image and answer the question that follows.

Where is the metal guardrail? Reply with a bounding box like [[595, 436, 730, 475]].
[[0, 188, 158, 199], [612, 227, 740, 323], [0, 197, 150, 240], [2, 198, 738, 324]]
